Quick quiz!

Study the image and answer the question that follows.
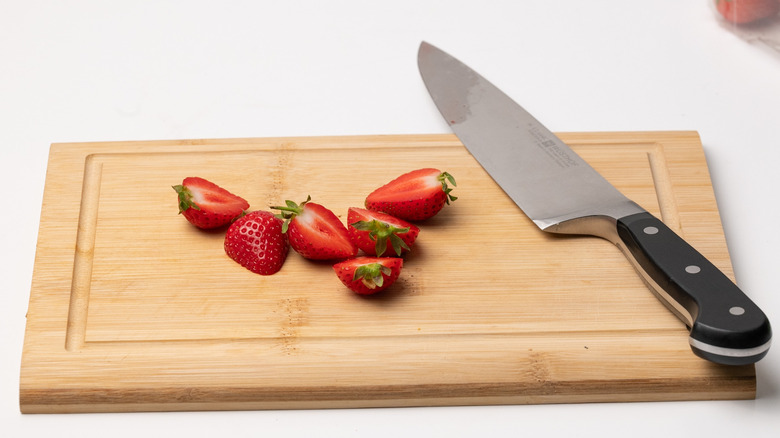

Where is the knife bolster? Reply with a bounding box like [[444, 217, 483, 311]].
[[541, 214, 619, 238], [538, 200, 645, 238]]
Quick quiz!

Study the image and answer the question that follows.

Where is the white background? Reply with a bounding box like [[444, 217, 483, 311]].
[[2, 1, 778, 436]]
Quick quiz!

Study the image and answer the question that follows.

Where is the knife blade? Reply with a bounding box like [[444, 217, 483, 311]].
[[417, 41, 771, 366]]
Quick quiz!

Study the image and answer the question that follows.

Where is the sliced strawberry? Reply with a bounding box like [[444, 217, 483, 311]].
[[365, 168, 456, 221], [224, 210, 289, 275], [271, 196, 358, 260], [173, 177, 249, 229], [333, 256, 403, 295], [347, 207, 420, 257]]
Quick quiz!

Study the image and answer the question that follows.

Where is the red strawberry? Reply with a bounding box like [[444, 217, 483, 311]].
[[224, 210, 289, 275], [173, 177, 249, 229], [715, 0, 780, 24], [365, 168, 456, 221], [271, 196, 357, 260], [348, 207, 420, 257], [333, 257, 403, 295]]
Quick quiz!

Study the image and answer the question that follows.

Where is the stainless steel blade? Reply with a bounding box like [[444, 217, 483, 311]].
[[418, 42, 644, 233]]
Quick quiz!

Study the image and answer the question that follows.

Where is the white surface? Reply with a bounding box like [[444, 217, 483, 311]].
[[2, 1, 778, 436]]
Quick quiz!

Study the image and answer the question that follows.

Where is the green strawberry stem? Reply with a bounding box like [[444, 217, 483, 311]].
[[353, 263, 392, 289], [172, 184, 201, 213], [438, 171, 457, 204], [270, 195, 311, 233], [350, 219, 410, 256]]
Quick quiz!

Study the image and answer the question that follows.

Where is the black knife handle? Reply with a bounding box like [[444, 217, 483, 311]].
[[616, 212, 771, 365]]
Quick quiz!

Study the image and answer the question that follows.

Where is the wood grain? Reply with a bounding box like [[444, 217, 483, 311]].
[[20, 132, 755, 413]]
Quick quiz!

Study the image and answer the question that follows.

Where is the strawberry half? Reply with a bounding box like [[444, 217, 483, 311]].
[[173, 177, 249, 229], [365, 168, 456, 221], [271, 196, 358, 260], [348, 207, 420, 257], [333, 256, 403, 295], [224, 210, 289, 275]]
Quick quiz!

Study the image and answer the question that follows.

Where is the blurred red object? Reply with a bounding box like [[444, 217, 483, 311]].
[[715, 0, 780, 24]]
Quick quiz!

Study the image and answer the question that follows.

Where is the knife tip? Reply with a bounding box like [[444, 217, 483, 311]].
[[418, 41, 439, 62]]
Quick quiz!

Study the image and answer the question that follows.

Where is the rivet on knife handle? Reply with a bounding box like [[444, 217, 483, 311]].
[[616, 212, 771, 365]]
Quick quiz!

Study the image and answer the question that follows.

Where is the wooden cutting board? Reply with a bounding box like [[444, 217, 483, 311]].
[[20, 132, 756, 413]]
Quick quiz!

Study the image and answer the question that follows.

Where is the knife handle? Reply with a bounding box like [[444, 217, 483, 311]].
[[615, 212, 771, 365]]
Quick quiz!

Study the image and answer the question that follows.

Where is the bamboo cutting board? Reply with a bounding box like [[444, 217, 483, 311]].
[[20, 132, 756, 413]]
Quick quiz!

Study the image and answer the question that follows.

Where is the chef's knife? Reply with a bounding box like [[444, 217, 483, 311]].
[[417, 41, 771, 365]]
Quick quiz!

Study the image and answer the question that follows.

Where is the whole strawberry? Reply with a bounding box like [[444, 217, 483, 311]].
[[173, 177, 249, 229], [333, 256, 403, 295], [348, 207, 420, 256], [365, 168, 456, 221], [271, 196, 358, 260], [224, 210, 289, 275]]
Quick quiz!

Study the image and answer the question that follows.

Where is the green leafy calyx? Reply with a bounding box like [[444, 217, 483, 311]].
[[438, 171, 458, 205], [270, 195, 311, 233], [353, 263, 392, 289], [350, 219, 410, 256], [172, 184, 201, 213]]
